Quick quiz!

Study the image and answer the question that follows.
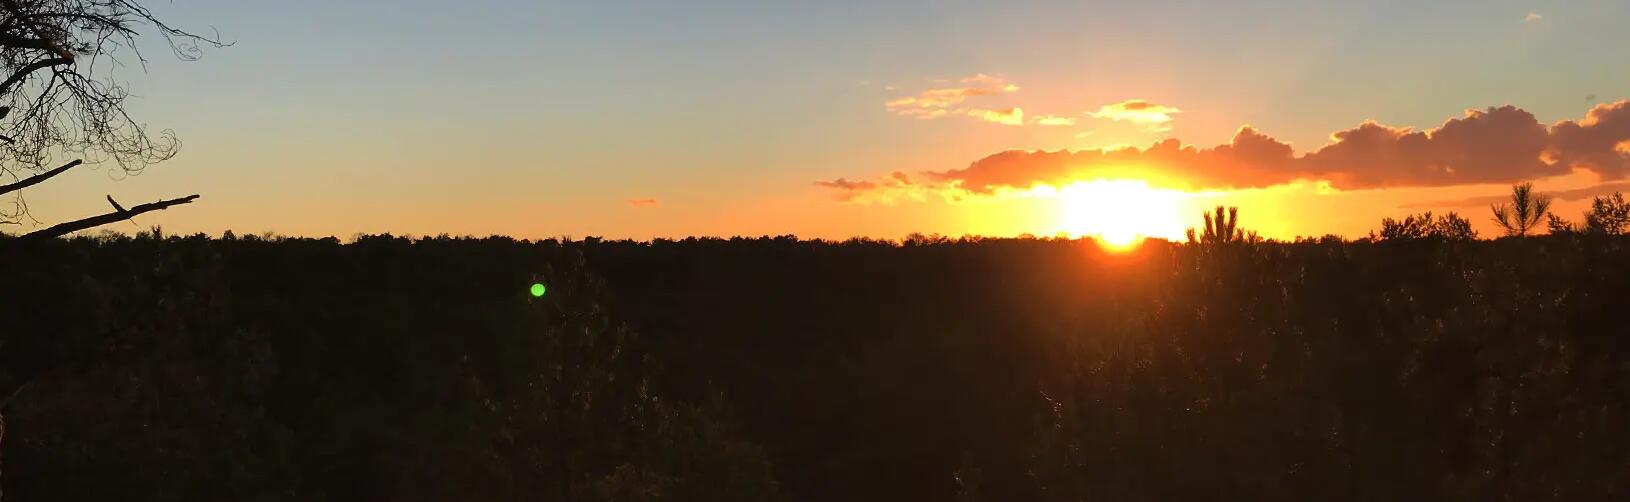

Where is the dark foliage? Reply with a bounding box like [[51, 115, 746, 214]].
[[578, 234, 1630, 500], [1584, 192, 1630, 235], [1543, 192, 1630, 237], [4, 232, 1630, 500], [1373, 211, 1477, 241], [0, 233, 780, 501]]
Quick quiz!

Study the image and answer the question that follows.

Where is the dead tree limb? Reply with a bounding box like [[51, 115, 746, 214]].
[[0, 159, 78, 196], [0, 56, 69, 96], [20, 193, 196, 240]]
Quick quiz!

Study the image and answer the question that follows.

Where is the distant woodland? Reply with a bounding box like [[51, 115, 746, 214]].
[[4, 228, 1629, 500]]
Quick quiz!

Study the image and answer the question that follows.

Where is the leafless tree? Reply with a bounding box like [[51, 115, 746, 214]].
[[0, 0, 224, 240]]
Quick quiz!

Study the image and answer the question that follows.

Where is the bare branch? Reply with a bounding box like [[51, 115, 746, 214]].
[[0, 157, 74, 195], [0, 1, 224, 225], [0, 56, 69, 96], [20, 192, 195, 240]]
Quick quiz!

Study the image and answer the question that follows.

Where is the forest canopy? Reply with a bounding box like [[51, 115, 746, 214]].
[[4, 231, 1629, 500]]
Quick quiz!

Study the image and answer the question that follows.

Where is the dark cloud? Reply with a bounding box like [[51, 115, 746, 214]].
[[819, 101, 1630, 199], [627, 198, 659, 207]]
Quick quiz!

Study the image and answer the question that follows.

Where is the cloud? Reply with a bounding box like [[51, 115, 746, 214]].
[[627, 198, 659, 207], [969, 107, 1025, 126], [1088, 99, 1181, 130], [1300, 105, 1559, 188], [884, 74, 1020, 119], [818, 100, 1630, 199], [883, 75, 1115, 129], [1547, 100, 1630, 178], [926, 126, 1299, 194], [1031, 115, 1078, 126], [814, 178, 877, 192], [814, 171, 922, 203], [1524, 12, 1542, 23]]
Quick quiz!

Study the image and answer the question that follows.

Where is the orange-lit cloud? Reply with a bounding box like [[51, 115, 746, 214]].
[[929, 127, 1299, 194], [1524, 12, 1542, 23], [1087, 99, 1181, 130], [627, 198, 659, 207], [969, 107, 1025, 125], [1030, 114, 1078, 126], [820, 100, 1630, 199], [885, 74, 1019, 119], [1301, 105, 1558, 188], [1548, 100, 1630, 178]]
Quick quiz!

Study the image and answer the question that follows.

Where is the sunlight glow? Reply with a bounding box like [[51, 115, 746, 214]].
[[1051, 179, 1190, 250]]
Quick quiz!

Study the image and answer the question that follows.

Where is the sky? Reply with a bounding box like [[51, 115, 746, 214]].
[[16, 0, 1630, 241]]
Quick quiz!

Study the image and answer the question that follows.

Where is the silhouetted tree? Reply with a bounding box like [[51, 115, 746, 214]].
[[0, 3, 224, 492], [0, 1, 224, 241], [1490, 182, 1552, 237], [1436, 211, 1476, 239], [1377, 213, 1434, 240], [1547, 213, 1578, 235], [1584, 192, 1630, 235], [1374, 211, 1477, 241], [1187, 206, 1251, 244]]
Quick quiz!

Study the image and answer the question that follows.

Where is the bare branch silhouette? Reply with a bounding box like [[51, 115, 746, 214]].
[[20, 192, 194, 239], [0, 0, 226, 229], [0, 157, 73, 195]]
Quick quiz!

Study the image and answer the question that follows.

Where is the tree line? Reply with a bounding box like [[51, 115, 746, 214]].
[[4, 207, 1630, 500], [1373, 182, 1630, 242]]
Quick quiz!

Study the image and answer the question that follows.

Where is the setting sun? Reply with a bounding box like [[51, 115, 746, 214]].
[[1050, 180, 1189, 249]]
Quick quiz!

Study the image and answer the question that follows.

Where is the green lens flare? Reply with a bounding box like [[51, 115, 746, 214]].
[[529, 283, 547, 297]]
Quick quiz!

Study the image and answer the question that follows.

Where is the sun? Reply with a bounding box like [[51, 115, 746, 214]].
[[1052, 179, 1189, 250]]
